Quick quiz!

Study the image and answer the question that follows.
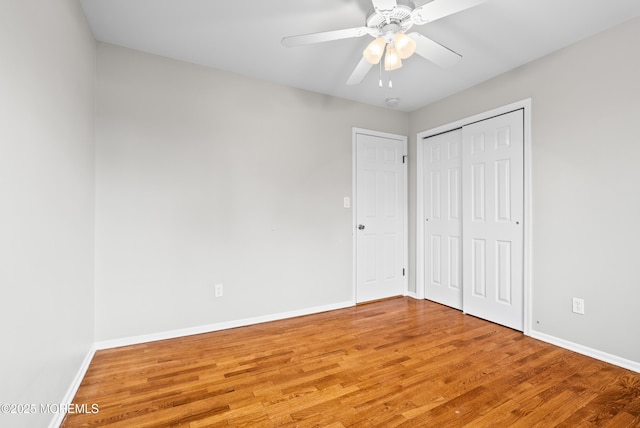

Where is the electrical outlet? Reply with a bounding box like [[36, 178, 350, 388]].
[[572, 297, 584, 314], [214, 283, 223, 298]]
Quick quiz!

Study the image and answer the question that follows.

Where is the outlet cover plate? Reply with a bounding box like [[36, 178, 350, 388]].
[[214, 284, 223, 298], [572, 297, 584, 314]]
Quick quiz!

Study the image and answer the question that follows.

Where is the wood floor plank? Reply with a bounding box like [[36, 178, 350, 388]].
[[61, 298, 640, 427]]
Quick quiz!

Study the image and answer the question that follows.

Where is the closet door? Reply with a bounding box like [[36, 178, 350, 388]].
[[462, 110, 524, 330], [423, 129, 463, 310]]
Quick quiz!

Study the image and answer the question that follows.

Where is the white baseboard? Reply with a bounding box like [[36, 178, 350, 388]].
[[95, 300, 355, 350], [530, 330, 640, 373], [405, 291, 418, 299], [48, 345, 97, 428]]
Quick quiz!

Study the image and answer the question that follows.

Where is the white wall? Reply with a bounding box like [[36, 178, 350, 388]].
[[0, 1, 96, 427], [94, 43, 408, 341], [409, 18, 640, 364]]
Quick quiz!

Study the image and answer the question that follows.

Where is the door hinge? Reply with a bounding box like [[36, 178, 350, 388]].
[[402, 268, 406, 276], [402, 155, 407, 164]]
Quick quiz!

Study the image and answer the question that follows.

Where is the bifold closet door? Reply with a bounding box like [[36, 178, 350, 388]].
[[462, 109, 524, 331], [423, 129, 463, 310]]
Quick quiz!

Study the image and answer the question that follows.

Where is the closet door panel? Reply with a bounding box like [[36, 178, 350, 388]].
[[462, 110, 524, 331]]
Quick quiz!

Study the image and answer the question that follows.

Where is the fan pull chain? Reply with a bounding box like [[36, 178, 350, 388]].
[[378, 61, 393, 88]]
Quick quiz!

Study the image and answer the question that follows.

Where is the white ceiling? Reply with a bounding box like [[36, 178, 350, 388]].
[[80, 0, 640, 112]]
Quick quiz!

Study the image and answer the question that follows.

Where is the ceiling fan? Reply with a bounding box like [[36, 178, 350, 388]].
[[281, 0, 487, 85]]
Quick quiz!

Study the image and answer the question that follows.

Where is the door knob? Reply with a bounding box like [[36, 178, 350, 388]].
[[358, 224, 365, 230]]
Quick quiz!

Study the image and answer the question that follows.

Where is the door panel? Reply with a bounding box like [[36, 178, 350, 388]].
[[356, 132, 406, 303], [496, 240, 512, 303], [471, 238, 486, 297], [423, 129, 463, 310], [462, 110, 524, 330]]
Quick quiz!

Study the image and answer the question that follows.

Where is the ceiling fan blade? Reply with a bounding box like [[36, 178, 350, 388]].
[[346, 56, 374, 85], [410, 32, 461, 68], [281, 27, 372, 47], [411, 0, 487, 25], [371, 0, 398, 13]]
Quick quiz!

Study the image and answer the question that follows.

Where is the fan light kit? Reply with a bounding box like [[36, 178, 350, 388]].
[[362, 2, 416, 71], [281, 0, 487, 85]]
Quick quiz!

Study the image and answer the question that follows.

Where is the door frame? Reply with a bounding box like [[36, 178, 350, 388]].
[[352, 127, 409, 303], [415, 99, 532, 335]]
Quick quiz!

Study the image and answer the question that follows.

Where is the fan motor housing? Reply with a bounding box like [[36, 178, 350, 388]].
[[366, 0, 415, 34]]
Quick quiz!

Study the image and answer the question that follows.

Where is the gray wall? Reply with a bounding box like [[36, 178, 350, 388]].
[[409, 18, 640, 363], [94, 43, 408, 341], [0, 1, 96, 427]]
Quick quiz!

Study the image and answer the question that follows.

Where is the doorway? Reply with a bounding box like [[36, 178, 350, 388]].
[[353, 128, 408, 303]]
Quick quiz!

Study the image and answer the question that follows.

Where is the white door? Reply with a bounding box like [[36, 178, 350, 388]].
[[423, 129, 463, 310], [462, 110, 524, 330], [355, 131, 407, 303]]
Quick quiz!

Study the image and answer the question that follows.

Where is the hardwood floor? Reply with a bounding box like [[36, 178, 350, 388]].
[[62, 297, 640, 427]]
